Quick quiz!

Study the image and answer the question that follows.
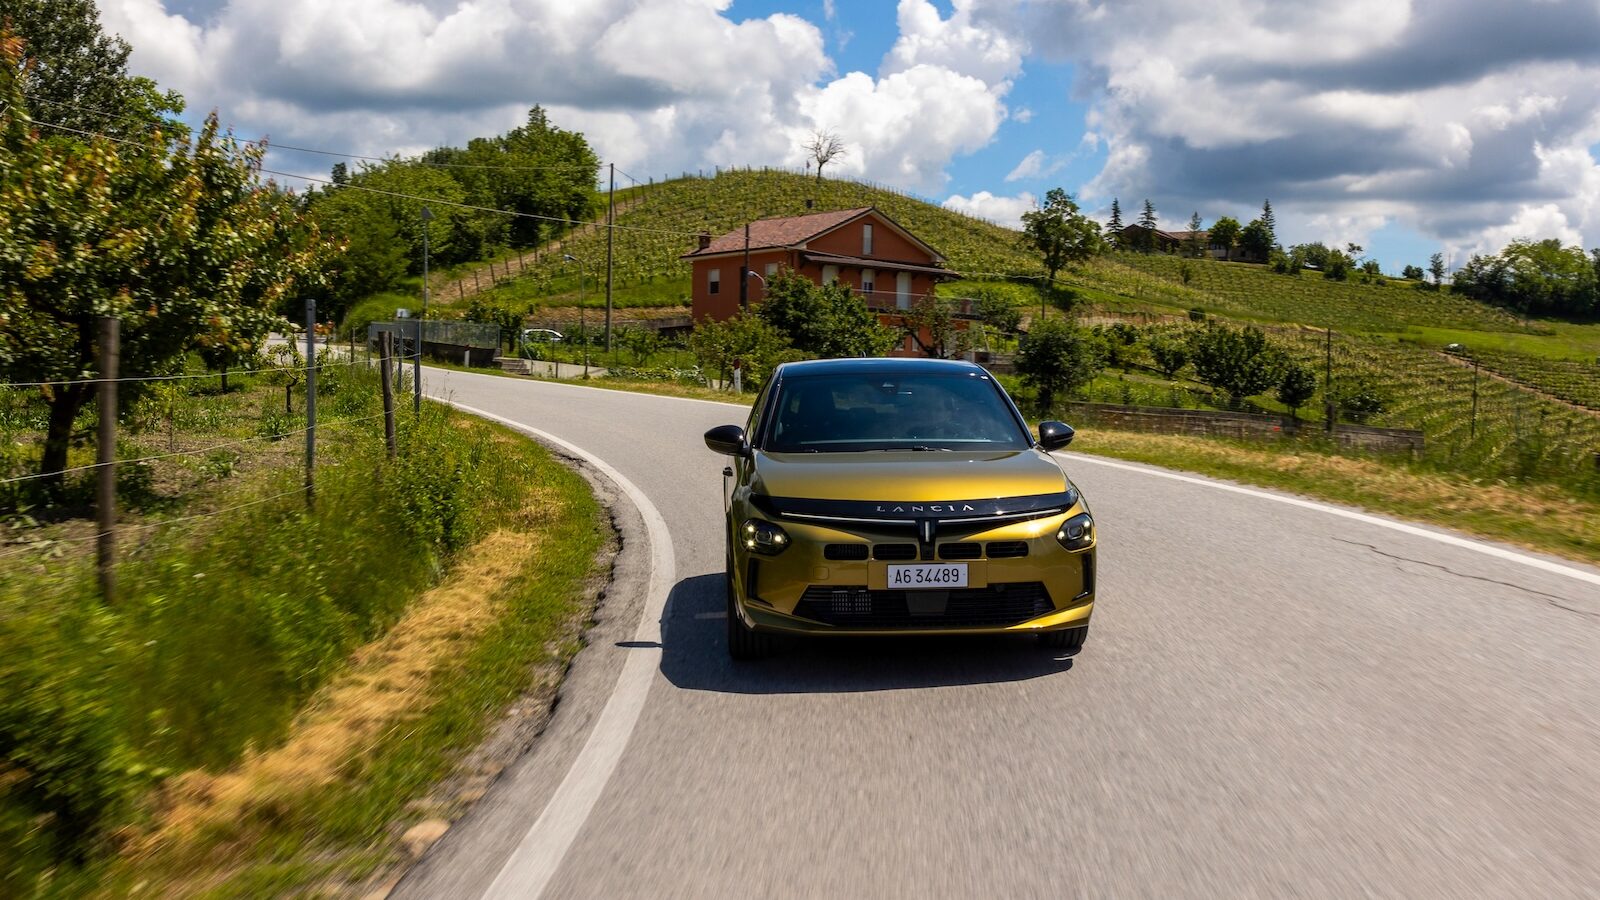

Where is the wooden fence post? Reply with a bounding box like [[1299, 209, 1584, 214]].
[[96, 316, 119, 604], [379, 331, 397, 459]]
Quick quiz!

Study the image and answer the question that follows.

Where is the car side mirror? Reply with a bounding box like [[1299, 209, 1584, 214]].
[[705, 424, 749, 457], [1038, 420, 1075, 451]]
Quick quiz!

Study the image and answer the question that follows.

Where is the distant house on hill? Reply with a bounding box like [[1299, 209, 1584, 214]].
[[681, 207, 966, 356], [1115, 224, 1266, 263]]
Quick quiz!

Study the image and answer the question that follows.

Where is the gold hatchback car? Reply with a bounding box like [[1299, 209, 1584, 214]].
[[705, 357, 1096, 659]]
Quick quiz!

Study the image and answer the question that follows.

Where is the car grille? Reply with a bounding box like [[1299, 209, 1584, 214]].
[[986, 541, 1029, 559], [938, 542, 982, 560], [823, 544, 869, 560], [873, 543, 918, 561], [793, 582, 1053, 628]]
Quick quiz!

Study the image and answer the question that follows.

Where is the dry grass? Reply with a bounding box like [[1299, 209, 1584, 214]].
[[120, 492, 566, 892], [1076, 429, 1600, 564]]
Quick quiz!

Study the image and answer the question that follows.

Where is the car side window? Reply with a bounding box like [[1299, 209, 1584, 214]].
[[745, 382, 772, 449]]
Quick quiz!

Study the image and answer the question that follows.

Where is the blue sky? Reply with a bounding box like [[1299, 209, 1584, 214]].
[[99, 0, 1600, 270]]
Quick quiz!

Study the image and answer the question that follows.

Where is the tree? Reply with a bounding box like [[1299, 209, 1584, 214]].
[[753, 269, 894, 358], [970, 285, 1022, 335], [1185, 322, 1287, 405], [1429, 251, 1447, 286], [1260, 199, 1277, 247], [803, 129, 846, 183], [1015, 318, 1104, 415], [1209, 216, 1241, 262], [5, 0, 181, 135], [900, 295, 976, 359], [1330, 374, 1389, 423], [1106, 198, 1124, 247], [1135, 199, 1158, 252], [309, 187, 410, 318], [1021, 188, 1103, 284], [1401, 264, 1424, 281], [688, 314, 803, 391], [1451, 239, 1599, 319], [1186, 211, 1206, 258], [0, 46, 330, 484], [1276, 362, 1317, 420], [1146, 330, 1190, 379], [1239, 218, 1273, 261]]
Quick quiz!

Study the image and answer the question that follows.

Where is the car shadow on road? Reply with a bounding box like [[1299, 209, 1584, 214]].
[[655, 574, 1077, 694]]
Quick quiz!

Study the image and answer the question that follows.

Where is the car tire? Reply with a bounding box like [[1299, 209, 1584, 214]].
[[1039, 626, 1088, 654], [726, 544, 774, 660]]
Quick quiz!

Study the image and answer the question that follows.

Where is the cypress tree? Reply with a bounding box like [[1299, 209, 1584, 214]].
[[1261, 199, 1277, 247], [1137, 199, 1158, 252], [1107, 197, 1124, 246]]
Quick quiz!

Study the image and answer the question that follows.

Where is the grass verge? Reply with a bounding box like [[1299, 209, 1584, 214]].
[[1072, 429, 1600, 565]]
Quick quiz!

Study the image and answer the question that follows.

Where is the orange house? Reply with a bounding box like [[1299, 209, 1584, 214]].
[[681, 207, 967, 357]]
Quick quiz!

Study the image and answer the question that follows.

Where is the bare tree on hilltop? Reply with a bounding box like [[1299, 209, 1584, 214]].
[[804, 129, 847, 183]]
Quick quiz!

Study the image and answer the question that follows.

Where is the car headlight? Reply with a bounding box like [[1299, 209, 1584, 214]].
[[741, 518, 790, 556], [1055, 512, 1094, 551]]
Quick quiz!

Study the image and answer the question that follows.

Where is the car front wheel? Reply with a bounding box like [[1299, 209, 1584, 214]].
[[726, 543, 774, 660]]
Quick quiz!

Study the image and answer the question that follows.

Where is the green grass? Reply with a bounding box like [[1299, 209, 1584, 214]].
[[0, 367, 603, 895]]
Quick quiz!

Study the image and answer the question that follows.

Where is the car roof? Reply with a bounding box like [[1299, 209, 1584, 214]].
[[774, 357, 988, 378]]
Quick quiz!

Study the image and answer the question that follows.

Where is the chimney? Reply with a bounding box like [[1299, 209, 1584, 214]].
[[697, 231, 711, 251]]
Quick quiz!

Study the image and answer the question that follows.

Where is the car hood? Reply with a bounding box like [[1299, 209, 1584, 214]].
[[752, 448, 1068, 502]]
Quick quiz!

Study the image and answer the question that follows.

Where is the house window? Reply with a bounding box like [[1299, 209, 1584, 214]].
[[822, 264, 839, 285], [896, 272, 912, 309], [862, 268, 875, 300], [765, 262, 778, 277], [708, 268, 720, 295], [863, 223, 874, 255]]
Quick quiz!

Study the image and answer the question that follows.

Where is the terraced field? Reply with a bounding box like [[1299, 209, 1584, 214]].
[[1469, 349, 1600, 411]]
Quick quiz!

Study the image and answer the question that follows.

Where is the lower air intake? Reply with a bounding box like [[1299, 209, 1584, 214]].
[[793, 583, 1053, 628]]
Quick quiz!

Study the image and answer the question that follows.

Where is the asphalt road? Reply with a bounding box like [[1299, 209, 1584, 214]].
[[397, 367, 1600, 899]]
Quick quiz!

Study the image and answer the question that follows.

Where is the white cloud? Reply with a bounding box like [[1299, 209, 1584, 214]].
[[942, 190, 1034, 228], [981, 0, 1600, 254], [1004, 148, 1063, 182], [1012, 106, 1033, 123], [96, 0, 1012, 193]]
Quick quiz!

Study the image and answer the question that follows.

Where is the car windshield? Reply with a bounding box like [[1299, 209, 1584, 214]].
[[764, 371, 1031, 453]]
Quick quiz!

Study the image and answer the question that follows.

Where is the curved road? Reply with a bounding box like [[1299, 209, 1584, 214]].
[[398, 368, 1600, 899]]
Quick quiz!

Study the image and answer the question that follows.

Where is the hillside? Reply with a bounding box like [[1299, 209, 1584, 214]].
[[447, 168, 1040, 311]]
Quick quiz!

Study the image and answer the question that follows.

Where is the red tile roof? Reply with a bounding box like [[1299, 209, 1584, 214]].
[[682, 207, 871, 257]]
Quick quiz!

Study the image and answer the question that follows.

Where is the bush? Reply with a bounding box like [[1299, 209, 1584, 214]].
[[1331, 374, 1389, 422], [1016, 318, 1105, 414], [1186, 322, 1288, 405]]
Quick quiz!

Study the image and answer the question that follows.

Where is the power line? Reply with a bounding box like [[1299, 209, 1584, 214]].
[[28, 119, 705, 239], [1, 356, 368, 390], [20, 93, 602, 173]]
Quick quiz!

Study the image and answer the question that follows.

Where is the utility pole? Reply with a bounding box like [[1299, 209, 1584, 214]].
[[96, 316, 119, 604], [304, 300, 317, 509], [380, 332, 397, 459], [1470, 355, 1480, 439], [564, 254, 589, 377], [1323, 324, 1335, 434], [421, 206, 434, 314], [605, 162, 615, 354], [740, 222, 750, 311]]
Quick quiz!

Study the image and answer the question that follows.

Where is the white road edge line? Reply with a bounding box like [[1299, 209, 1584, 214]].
[[437, 400, 677, 900], [1059, 452, 1600, 587]]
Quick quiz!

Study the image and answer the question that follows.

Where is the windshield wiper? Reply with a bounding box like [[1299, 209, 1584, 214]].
[[857, 445, 952, 452]]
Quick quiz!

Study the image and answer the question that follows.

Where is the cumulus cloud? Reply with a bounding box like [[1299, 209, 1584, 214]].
[[975, 0, 1600, 258], [95, 0, 1011, 192], [943, 190, 1033, 228]]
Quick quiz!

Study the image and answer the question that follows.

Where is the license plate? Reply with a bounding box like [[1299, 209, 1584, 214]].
[[886, 563, 968, 589]]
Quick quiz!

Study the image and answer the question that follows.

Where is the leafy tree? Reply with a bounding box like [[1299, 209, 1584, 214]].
[[1106, 198, 1124, 247], [1239, 218, 1273, 260], [1292, 242, 1332, 270], [1185, 211, 1206, 258], [1361, 259, 1382, 276], [1330, 374, 1389, 423], [1276, 362, 1317, 419], [1402, 264, 1425, 281], [1322, 251, 1351, 281], [311, 190, 410, 318], [1146, 330, 1190, 378], [1021, 188, 1103, 282], [1451, 239, 1598, 319], [0, 46, 330, 484], [688, 314, 798, 391], [754, 269, 894, 358], [6, 0, 181, 134], [1094, 322, 1141, 369], [970, 286, 1022, 335], [1429, 251, 1447, 286], [1260, 199, 1277, 247], [900, 295, 975, 359], [1209, 217, 1241, 261], [1185, 322, 1287, 405], [1016, 318, 1104, 414], [422, 105, 598, 247]]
